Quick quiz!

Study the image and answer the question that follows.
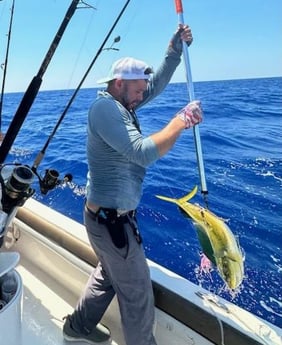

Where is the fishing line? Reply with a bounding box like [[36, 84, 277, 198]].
[[92, 0, 135, 79], [115, 1, 140, 45], [64, 3, 97, 90], [0, 0, 7, 19], [31, 0, 131, 173], [78, 0, 96, 9], [197, 291, 226, 345]]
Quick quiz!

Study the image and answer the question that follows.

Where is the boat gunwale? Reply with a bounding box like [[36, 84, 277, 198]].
[[13, 199, 280, 345]]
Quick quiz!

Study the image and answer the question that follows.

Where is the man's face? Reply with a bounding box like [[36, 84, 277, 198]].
[[119, 79, 148, 110]]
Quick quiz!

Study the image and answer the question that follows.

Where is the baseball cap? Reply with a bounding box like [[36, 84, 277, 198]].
[[96, 57, 153, 84]]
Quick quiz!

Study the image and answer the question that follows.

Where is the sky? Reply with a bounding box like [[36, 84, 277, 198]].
[[0, 0, 281, 93]]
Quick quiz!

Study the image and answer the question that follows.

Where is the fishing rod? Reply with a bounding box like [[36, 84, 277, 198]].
[[32, 0, 130, 172], [0, 0, 15, 132], [174, 0, 208, 205], [0, 0, 80, 164]]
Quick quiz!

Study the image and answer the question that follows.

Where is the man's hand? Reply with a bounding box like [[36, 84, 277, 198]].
[[176, 100, 203, 129], [179, 24, 193, 46], [168, 24, 193, 54]]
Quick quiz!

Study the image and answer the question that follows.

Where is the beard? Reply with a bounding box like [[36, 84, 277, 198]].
[[119, 83, 138, 111]]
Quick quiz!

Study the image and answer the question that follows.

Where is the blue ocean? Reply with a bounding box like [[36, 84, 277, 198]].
[[2, 77, 282, 328]]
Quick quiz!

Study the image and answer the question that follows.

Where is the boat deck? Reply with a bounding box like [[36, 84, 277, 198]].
[[18, 257, 124, 345], [10, 221, 212, 345], [14, 229, 126, 345], [19, 259, 74, 345]]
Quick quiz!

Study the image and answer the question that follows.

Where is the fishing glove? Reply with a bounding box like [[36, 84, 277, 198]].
[[168, 25, 193, 55], [176, 100, 203, 129]]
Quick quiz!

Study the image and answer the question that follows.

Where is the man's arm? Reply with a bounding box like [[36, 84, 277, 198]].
[[150, 100, 203, 156], [137, 24, 193, 108], [150, 116, 185, 156]]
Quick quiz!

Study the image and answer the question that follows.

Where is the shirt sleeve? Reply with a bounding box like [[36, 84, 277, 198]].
[[89, 97, 160, 168], [137, 49, 182, 108]]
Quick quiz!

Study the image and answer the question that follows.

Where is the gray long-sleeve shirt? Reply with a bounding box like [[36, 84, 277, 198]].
[[86, 50, 182, 210]]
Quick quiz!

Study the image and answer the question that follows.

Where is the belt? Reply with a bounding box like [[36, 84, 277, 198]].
[[85, 205, 142, 245], [85, 205, 135, 222]]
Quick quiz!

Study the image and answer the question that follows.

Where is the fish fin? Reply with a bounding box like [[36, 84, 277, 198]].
[[155, 194, 179, 204], [156, 185, 198, 206], [177, 185, 198, 205]]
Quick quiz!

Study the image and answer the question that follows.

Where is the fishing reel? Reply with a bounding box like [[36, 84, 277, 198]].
[[0, 164, 35, 211], [34, 168, 72, 195], [0, 164, 35, 245], [0, 163, 72, 244], [0, 164, 73, 208]]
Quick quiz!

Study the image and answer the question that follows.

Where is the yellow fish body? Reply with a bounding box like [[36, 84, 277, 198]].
[[156, 186, 244, 289]]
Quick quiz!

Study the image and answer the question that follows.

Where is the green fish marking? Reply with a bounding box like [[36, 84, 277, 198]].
[[156, 186, 244, 289]]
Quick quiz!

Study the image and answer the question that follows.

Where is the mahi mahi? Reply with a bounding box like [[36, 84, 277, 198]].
[[156, 186, 244, 289]]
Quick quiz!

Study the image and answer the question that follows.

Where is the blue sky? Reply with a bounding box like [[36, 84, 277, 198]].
[[0, 0, 281, 92]]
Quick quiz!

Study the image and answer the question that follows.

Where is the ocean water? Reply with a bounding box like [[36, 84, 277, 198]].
[[1, 77, 282, 328]]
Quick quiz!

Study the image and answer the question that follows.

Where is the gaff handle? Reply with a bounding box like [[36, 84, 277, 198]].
[[174, 0, 183, 14], [173, 0, 208, 197]]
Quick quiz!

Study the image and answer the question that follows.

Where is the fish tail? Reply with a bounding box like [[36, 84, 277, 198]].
[[156, 185, 198, 205]]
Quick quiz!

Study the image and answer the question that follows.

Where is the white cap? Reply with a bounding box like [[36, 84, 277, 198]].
[[96, 57, 153, 84]]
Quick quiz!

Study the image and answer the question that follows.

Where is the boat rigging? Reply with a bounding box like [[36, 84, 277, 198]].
[[31, 1, 130, 174], [0, 0, 131, 246], [0, 0, 80, 164], [0, 0, 81, 245]]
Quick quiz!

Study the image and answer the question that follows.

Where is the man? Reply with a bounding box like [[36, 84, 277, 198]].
[[63, 24, 202, 345]]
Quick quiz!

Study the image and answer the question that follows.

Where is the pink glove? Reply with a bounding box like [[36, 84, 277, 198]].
[[176, 100, 203, 129]]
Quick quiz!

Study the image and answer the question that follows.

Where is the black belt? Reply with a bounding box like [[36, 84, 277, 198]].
[[84, 205, 142, 246], [85, 205, 135, 223]]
